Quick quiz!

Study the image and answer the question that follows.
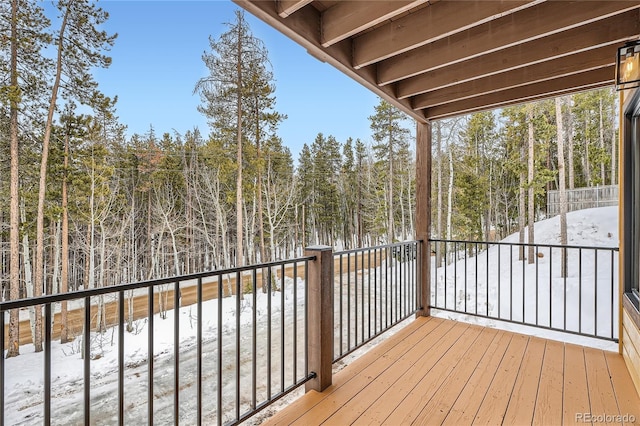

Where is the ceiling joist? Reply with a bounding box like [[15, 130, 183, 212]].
[[321, 0, 429, 47], [424, 66, 615, 119], [277, 0, 313, 18], [377, 1, 639, 85], [353, 0, 537, 69], [412, 46, 614, 110], [236, 0, 636, 121], [397, 11, 640, 99]]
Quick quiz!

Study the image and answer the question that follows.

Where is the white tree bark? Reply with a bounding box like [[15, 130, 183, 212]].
[[527, 106, 535, 264], [556, 97, 568, 277]]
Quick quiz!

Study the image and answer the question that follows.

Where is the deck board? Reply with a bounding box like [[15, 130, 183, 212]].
[[411, 328, 500, 426], [263, 317, 640, 426], [440, 331, 513, 426], [562, 344, 590, 425], [501, 336, 546, 425], [532, 339, 564, 425]]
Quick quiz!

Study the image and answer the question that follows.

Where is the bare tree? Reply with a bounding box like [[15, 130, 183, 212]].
[[527, 105, 535, 264], [556, 97, 568, 277]]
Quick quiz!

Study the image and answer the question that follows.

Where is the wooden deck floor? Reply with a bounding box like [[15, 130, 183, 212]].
[[264, 317, 640, 426]]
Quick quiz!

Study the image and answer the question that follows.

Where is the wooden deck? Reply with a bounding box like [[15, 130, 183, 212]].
[[264, 317, 640, 426]]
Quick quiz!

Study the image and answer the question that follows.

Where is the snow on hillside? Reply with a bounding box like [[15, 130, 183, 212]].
[[432, 206, 619, 351], [1, 207, 621, 424], [502, 205, 619, 247]]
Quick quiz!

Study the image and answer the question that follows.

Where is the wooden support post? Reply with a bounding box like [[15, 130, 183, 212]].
[[305, 245, 334, 392], [416, 120, 432, 317]]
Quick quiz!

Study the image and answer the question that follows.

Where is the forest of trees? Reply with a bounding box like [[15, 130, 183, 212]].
[[0, 3, 619, 355], [432, 89, 618, 247]]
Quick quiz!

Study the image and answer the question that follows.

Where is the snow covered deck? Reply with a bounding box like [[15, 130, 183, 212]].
[[263, 316, 640, 425]]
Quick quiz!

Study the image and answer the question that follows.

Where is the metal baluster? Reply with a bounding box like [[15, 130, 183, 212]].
[[578, 249, 582, 335], [510, 245, 513, 321], [498, 244, 501, 319], [454, 242, 458, 312], [533, 245, 540, 325], [368, 248, 372, 339], [44, 303, 52, 426], [464, 242, 467, 313], [217, 275, 222, 426], [85, 296, 92, 426], [340, 254, 343, 356], [267, 268, 272, 400], [611, 250, 615, 340], [235, 272, 241, 421], [549, 247, 552, 329], [292, 262, 298, 383], [197, 278, 203, 426], [252, 270, 257, 410], [0, 308, 4, 426], [594, 249, 598, 337], [281, 264, 285, 393], [174, 281, 180, 425], [118, 291, 125, 426]]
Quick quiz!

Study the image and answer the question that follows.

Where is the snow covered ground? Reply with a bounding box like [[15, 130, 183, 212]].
[[1, 207, 620, 424], [431, 206, 619, 351]]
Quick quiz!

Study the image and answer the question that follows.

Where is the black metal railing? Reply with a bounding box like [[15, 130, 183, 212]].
[[333, 241, 420, 362], [1, 257, 314, 426], [429, 239, 619, 342]]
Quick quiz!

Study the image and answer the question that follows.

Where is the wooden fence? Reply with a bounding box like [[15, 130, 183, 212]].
[[547, 185, 618, 217]]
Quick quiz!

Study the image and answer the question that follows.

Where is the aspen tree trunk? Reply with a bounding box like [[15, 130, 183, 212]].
[[446, 144, 454, 262], [256, 107, 268, 292], [7, 0, 21, 357], [235, 25, 244, 268], [519, 146, 526, 261], [61, 133, 70, 343], [527, 106, 535, 264], [436, 121, 443, 267], [556, 97, 568, 277], [387, 127, 394, 244], [568, 100, 575, 190], [611, 125, 617, 185], [584, 118, 591, 186], [20, 202, 37, 345], [599, 98, 606, 184], [357, 154, 363, 248], [34, 8, 70, 353]]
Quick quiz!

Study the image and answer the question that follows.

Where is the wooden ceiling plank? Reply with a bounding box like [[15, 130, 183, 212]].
[[353, 0, 536, 69], [321, 0, 429, 47], [232, 0, 427, 122], [378, 1, 640, 85], [398, 11, 640, 99], [277, 0, 314, 18], [424, 66, 614, 119], [412, 46, 614, 110]]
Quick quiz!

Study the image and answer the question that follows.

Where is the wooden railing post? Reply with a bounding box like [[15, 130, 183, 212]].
[[305, 245, 333, 392], [416, 120, 432, 317]]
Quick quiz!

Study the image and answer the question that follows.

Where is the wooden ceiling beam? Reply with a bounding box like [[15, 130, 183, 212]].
[[321, 0, 429, 47], [424, 66, 614, 120], [377, 1, 640, 85], [232, 0, 427, 123], [277, 0, 314, 18], [353, 0, 536, 69], [398, 11, 640, 99], [412, 47, 614, 110]]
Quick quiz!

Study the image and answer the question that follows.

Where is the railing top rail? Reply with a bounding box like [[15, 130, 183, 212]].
[[0, 255, 315, 311], [334, 240, 421, 256], [428, 238, 619, 252]]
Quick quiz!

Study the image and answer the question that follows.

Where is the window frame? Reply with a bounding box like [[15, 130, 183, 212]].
[[623, 89, 640, 309]]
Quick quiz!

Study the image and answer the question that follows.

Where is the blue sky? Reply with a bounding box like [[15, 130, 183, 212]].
[[79, 0, 382, 159]]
